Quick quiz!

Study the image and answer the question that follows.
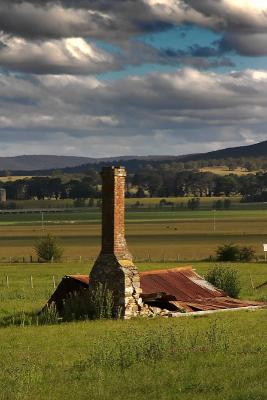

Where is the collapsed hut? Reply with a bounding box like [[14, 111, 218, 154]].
[[46, 268, 262, 316], [44, 166, 263, 318]]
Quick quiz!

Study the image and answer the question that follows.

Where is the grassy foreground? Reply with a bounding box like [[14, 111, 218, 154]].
[[0, 310, 266, 400], [0, 262, 266, 399]]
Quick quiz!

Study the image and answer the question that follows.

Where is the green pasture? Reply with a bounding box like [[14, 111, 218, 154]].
[[5, 196, 264, 210], [5, 196, 240, 208], [0, 209, 266, 260], [0, 261, 266, 400], [0, 208, 267, 226]]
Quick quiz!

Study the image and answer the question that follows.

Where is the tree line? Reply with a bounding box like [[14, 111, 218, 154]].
[[1, 168, 267, 202]]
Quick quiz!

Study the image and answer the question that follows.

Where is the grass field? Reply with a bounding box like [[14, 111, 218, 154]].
[[0, 176, 36, 183], [199, 166, 258, 176], [0, 261, 266, 399], [0, 209, 266, 261], [4, 196, 267, 212]]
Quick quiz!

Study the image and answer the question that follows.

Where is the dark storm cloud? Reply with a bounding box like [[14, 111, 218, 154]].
[[0, 1, 155, 40], [219, 33, 267, 56]]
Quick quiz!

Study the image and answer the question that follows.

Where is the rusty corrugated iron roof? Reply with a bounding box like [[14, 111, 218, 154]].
[[140, 267, 225, 301], [45, 266, 264, 314]]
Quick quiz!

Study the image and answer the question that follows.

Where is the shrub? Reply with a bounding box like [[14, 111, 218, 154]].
[[62, 283, 116, 321], [34, 234, 63, 262], [216, 243, 256, 262], [216, 243, 240, 261], [205, 265, 241, 298], [239, 246, 256, 262]]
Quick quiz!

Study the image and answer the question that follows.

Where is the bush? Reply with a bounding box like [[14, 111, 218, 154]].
[[216, 243, 256, 262], [239, 246, 256, 262], [34, 234, 63, 262], [205, 265, 241, 298], [62, 283, 117, 321], [216, 243, 240, 261]]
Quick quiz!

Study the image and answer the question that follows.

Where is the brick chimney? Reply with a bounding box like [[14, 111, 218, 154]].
[[89, 166, 143, 318]]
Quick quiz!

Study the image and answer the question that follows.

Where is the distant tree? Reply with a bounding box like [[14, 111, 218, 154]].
[[35, 234, 63, 262], [88, 198, 95, 207], [136, 187, 146, 198], [187, 198, 200, 210], [69, 181, 96, 199], [216, 243, 240, 262], [212, 200, 223, 210], [223, 199, 231, 209], [214, 175, 239, 196]]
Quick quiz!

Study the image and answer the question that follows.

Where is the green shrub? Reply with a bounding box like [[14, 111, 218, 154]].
[[34, 234, 63, 262], [62, 283, 117, 321], [216, 243, 256, 262], [239, 246, 256, 262], [216, 243, 240, 261], [205, 265, 241, 298]]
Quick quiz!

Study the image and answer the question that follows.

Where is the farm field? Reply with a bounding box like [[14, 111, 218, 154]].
[[3, 196, 267, 212], [0, 261, 266, 399], [0, 209, 266, 260], [0, 196, 251, 209], [0, 176, 36, 183], [199, 166, 259, 175]]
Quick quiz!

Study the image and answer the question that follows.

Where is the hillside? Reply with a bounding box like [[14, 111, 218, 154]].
[[0, 154, 178, 172], [181, 140, 267, 161], [0, 155, 95, 171], [0, 140, 266, 174]]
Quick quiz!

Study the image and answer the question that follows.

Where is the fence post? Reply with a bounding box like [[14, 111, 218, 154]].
[[52, 275, 56, 289], [250, 273, 255, 290], [30, 275, 34, 289], [6, 275, 9, 288]]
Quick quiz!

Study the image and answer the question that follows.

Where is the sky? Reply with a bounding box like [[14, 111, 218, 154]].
[[0, 0, 267, 158]]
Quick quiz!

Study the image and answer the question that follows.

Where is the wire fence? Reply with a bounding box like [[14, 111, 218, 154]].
[[0, 253, 217, 265]]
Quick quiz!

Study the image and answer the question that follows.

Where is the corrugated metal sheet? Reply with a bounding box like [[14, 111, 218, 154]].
[[140, 267, 225, 301], [45, 267, 263, 313]]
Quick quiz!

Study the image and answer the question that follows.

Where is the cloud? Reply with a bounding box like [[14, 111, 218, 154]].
[[0, 2, 114, 40], [0, 35, 119, 74], [1, 0, 267, 68], [219, 33, 267, 56], [0, 68, 266, 156], [2, 1, 267, 38], [0, 32, 232, 75], [186, 0, 267, 32]]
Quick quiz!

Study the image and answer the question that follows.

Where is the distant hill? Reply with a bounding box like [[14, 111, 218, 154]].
[[0, 155, 96, 171], [0, 140, 266, 174], [0, 154, 177, 172], [180, 140, 267, 161]]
